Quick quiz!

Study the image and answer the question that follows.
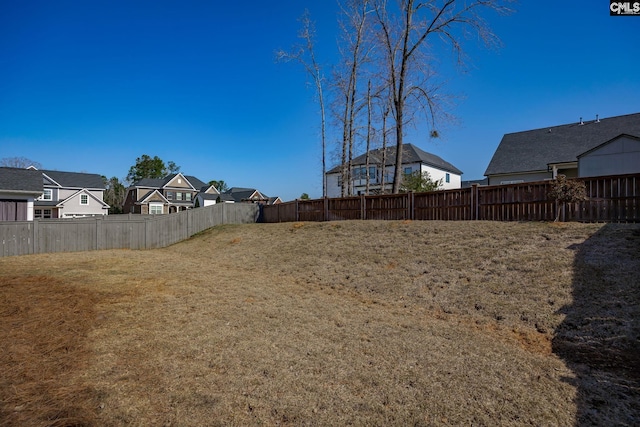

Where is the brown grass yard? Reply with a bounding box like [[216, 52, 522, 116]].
[[1, 220, 639, 426]]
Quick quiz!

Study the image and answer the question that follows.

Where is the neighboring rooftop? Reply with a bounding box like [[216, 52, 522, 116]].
[[484, 112, 640, 176], [40, 169, 105, 189], [0, 167, 43, 193], [327, 143, 463, 175]]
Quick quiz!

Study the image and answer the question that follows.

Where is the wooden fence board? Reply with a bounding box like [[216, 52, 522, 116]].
[[0, 203, 259, 258], [263, 173, 640, 224]]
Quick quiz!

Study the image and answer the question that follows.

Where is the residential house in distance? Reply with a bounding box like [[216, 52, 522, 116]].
[[0, 167, 109, 220], [123, 173, 211, 214], [0, 167, 43, 221], [325, 143, 463, 198], [34, 168, 109, 219], [484, 112, 640, 185], [223, 187, 282, 205], [124, 175, 282, 214]]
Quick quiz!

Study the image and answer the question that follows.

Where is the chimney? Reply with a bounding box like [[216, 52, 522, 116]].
[[596, 114, 600, 123], [579, 117, 584, 125]]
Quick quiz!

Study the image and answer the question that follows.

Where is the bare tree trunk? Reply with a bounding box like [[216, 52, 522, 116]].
[[336, 0, 371, 197], [275, 10, 328, 197], [380, 100, 390, 194], [373, 0, 509, 193], [365, 80, 372, 195]]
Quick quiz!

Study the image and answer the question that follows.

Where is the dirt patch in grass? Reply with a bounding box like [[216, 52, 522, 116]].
[[0, 221, 638, 426]]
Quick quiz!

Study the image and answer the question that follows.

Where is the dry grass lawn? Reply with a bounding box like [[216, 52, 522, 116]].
[[1, 220, 638, 426]]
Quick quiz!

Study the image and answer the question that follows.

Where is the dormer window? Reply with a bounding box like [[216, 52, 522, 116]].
[[42, 189, 52, 200]]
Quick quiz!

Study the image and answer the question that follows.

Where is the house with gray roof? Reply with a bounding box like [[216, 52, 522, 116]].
[[222, 187, 281, 205], [34, 168, 109, 218], [485, 112, 640, 185], [0, 167, 43, 221], [123, 173, 217, 214], [0, 167, 109, 220], [325, 143, 463, 197]]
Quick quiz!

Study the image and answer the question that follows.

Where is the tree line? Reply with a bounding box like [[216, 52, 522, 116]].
[[277, 0, 513, 197]]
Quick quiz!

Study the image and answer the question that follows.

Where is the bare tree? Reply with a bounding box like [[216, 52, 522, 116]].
[[276, 10, 328, 197], [372, 0, 511, 193], [333, 0, 373, 197], [0, 157, 42, 169]]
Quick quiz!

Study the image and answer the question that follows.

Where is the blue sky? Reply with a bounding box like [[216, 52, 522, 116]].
[[1, 1, 638, 201]]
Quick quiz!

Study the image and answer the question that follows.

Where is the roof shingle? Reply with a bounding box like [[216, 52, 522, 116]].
[[484, 112, 640, 176]]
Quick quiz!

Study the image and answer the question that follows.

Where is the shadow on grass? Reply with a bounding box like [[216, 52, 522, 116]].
[[553, 224, 640, 425]]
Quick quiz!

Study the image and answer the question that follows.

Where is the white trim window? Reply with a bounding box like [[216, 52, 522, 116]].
[[149, 203, 163, 215], [42, 189, 52, 200], [80, 194, 89, 205]]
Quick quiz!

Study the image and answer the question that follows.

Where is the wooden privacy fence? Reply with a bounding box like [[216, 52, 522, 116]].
[[0, 203, 259, 258], [263, 173, 640, 224]]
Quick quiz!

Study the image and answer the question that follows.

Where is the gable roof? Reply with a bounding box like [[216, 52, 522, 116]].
[[225, 187, 267, 202], [0, 167, 44, 194], [54, 189, 110, 208], [132, 174, 207, 190], [484, 112, 640, 176], [327, 143, 463, 175], [138, 189, 170, 204], [577, 133, 640, 158], [40, 169, 105, 189]]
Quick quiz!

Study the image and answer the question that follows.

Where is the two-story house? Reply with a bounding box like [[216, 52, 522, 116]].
[[325, 143, 463, 197], [33, 168, 109, 219], [123, 173, 215, 214]]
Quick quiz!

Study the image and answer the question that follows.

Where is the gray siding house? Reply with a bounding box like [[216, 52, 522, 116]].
[[485, 112, 640, 185], [35, 169, 109, 218]]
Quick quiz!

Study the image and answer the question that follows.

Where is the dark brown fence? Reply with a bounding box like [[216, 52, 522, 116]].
[[263, 174, 640, 224]]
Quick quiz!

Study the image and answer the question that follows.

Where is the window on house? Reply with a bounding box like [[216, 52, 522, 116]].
[[176, 192, 183, 201], [80, 194, 88, 205], [445, 173, 450, 183], [149, 204, 163, 215], [185, 193, 192, 201], [166, 192, 173, 200], [404, 167, 412, 175], [42, 189, 52, 200], [35, 209, 52, 219]]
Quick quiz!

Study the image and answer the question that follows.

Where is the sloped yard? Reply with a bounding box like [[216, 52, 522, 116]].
[[1, 221, 638, 426]]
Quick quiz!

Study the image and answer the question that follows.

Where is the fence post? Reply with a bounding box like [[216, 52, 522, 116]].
[[295, 199, 299, 222], [324, 197, 329, 222], [222, 203, 227, 224], [96, 216, 102, 250], [361, 194, 366, 220], [471, 184, 477, 220], [32, 219, 39, 254], [410, 192, 415, 220]]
